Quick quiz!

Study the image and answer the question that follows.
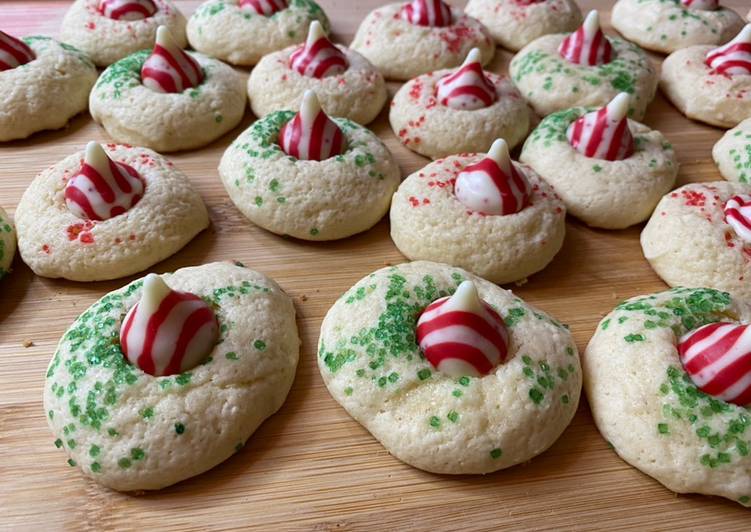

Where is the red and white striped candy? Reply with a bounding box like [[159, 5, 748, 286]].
[[566, 93, 634, 161], [120, 273, 219, 377], [724, 194, 751, 243], [98, 0, 157, 21], [238, 0, 287, 16], [141, 25, 204, 93], [436, 48, 497, 111], [400, 0, 452, 28], [416, 280, 509, 378], [706, 24, 751, 76], [681, 0, 718, 11], [677, 322, 751, 406], [279, 90, 345, 161], [0, 30, 35, 71], [454, 139, 531, 216], [64, 142, 145, 221], [558, 10, 613, 66], [289, 21, 348, 78]]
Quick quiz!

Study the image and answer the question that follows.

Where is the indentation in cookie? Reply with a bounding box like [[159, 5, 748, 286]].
[[120, 273, 219, 377], [278, 90, 346, 160], [400, 0, 452, 28], [416, 280, 509, 378], [97, 0, 158, 21], [677, 322, 751, 406], [289, 20, 348, 78], [141, 25, 204, 93], [435, 48, 497, 111], [681, 0, 718, 11], [567, 92, 634, 161], [558, 10, 613, 66], [454, 138, 531, 215], [0, 30, 35, 71], [706, 24, 751, 75], [239, 0, 288, 16], [64, 142, 145, 221]]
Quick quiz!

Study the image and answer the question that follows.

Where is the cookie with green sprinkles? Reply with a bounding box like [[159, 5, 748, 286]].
[[713, 117, 751, 184], [187, 0, 330, 67], [89, 42, 246, 152], [43, 261, 300, 491], [60, 0, 188, 67], [318, 260, 581, 474], [218, 94, 400, 241], [508, 12, 658, 120], [611, 0, 744, 55], [585, 287, 751, 507], [0, 206, 17, 279], [0, 35, 97, 142]]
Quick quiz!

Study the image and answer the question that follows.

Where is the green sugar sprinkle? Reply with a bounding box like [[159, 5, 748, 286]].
[[417, 368, 431, 381], [447, 411, 459, 423], [54, 439, 63, 448], [254, 340, 266, 351], [91, 462, 101, 473], [344, 386, 353, 396], [429, 416, 441, 429], [118, 458, 131, 469], [67, 459, 76, 467], [490, 448, 502, 459], [140, 407, 154, 419], [175, 422, 186, 435], [89, 445, 100, 457], [225, 351, 239, 360], [657, 423, 670, 435]]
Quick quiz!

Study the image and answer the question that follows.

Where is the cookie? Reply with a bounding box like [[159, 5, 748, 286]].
[[15, 142, 209, 281], [219, 90, 400, 241], [612, 0, 744, 54], [0, 33, 97, 142], [509, 10, 658, 120], [660, 25, 751, 128], [641, 181, 751, 299], [247, 21, 387, 124], [389, 48, 532, 159], [350, 0, 495, 81], [390, 139, 566, 284], [585, 287, 751, 507], [713, 117, 751, 183], [0, 206, 16, 279], [187, 0, 330, 67], [465, 0, 582, 52], [520, 93, 678, 229], [60, 0, 187, 67], [89, 26, 246, 152], [44, 261, 300, 491], [318, 260, 581, 474]]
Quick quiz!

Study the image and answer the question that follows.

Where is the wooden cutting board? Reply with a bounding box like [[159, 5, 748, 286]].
[[1, 1, 749, 529]]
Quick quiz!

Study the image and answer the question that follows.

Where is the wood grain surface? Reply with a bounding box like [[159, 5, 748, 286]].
[[1, 1, 750, 530]]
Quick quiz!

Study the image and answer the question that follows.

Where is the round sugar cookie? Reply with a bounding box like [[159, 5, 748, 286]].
[[350, 2, 495, 81], [714, 117, 751, 183], [0, 35, 97, 142], [219, 104, 400, 241], [318, 260, 582, 474], [187, 0, 330, 67], [0, 206, 16, 279], [390, 146, 566, 284], [612, 0, 744, 54], [660, 40, 751, 128], [519, 103, 678, 229], [44, 261, 300, 491], [585, 287, 751, 507], [465, 0, 582, 52], [15, 143, 209, 282], [89, 47, 246, 152], [247, 38, 386, 125], [60, 0, 187, 67], [641, 181, 751, 299], [389, 63, 532, 159], [509, 18, 658, 120]]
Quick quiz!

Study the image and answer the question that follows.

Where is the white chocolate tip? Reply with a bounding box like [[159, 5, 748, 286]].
[[300, 89, 322, 122], [443, 280, 484, 314], [155, 25, 179, 51], [307, 20, 326, 45], [487, 138, 511, 167], [141, 273, 172, 313], [463, 47, 482, 67], [84, 141, 109, 170], [583, 10, 600, 33], [607, 92, 631, 120], [734, 24, 751, 44]]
